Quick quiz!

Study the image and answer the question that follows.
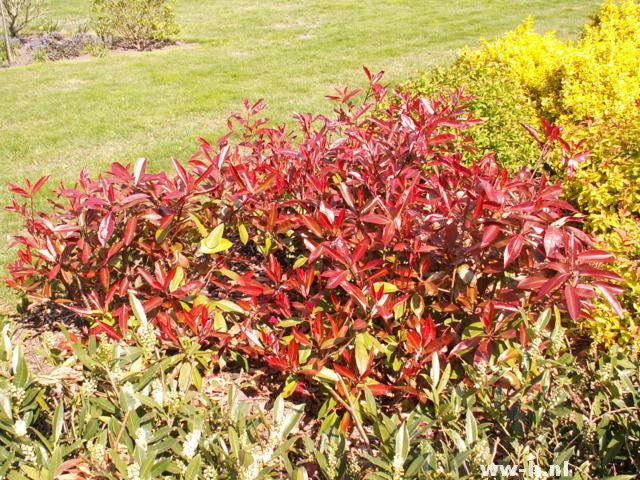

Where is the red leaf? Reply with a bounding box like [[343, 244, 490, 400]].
[[98, 212, 115, 247], [577, 266, 624, 282], [517, 275, 548, 290], [9, 183, 30, 198], [367, 383, 393, 395], [535, 272, 570, 300], [326, 270, 349, 289], [288, 339, 299, 369], [449, 337, 481, 357], [361, 213, 389, 225], [577, 249, 615, 264], [504, 234, 524, 267], [333, 363, 357, 381], [481, 224, 500, 247], [32, 175, 50, 195], [564, 284, 582, 320], [543, 227, 563, 258], [172, 158, 189, 188], [406, 331, 421, 352], [481, 301, 494, 333], [594, 282, 625, 318], [521, 122, 542, 145], [123, 216, 138, 246], [92, 321, 121, 340]]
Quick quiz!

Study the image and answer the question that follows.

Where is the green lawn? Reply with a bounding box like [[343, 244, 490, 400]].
[[0, 0, 601, 309]]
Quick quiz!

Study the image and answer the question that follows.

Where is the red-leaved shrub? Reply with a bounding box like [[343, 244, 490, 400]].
[[6, 69, 624, 402]]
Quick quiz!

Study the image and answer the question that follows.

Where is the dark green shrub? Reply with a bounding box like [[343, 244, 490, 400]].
[[90, 0, 180, 50], [405, 56, 539, 171], [2, 308, 638, 478], [314, 311, 640, 478]]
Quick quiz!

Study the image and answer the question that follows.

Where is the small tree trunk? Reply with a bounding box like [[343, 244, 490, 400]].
[[0, 0, 13, 64]]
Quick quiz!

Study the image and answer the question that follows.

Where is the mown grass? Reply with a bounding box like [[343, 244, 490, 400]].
[[0, 0, 601, 308]]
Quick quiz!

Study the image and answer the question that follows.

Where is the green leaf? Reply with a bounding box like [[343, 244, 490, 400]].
[[292, 467, 308, 480], [184, 454, 202, 480], [281, 403, 304, 438], [536, 308, 551, 331], [410, 294, 424, 318], [52, 400, 64, 444], [363, 386, 378, 417], [71, 342, 97, 369], [355, 333, 369, 376], [465, 409, 478, 446], [200, 223, 229, 254], [395, 422, 409, 463], [281, 377, 298, 398], [276, 318, 303, 328], [213, 312, 227, 332], [312, 367, 340, 383], [211, 299, 245, 314], [150, 459, 173, 477], [201, 237, 232, 255], [129, 291, 147, 326], [178, 362, 193, 392], [0, 390, 12, 420], [12, 345, 29, 388], [430, 352, 440, 386]]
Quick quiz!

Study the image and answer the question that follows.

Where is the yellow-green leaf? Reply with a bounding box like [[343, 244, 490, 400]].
[[238, 223, 249, 245], [213, 312, 227, 332], [211, 299, 245, 314], [169, 266, 184, 293], [373, 282, 398, 294], [355, 334, 369, 376], [293, 256, 308, 269], [200, 223, 225, 253], [312, 367, 340, 383], [189, 213, 209, 238], [200, 238, 232, 255], [128, 291, 147, 326]]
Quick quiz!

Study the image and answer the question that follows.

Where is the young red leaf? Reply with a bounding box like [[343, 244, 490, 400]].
[[504, 234, 524, 268], [564, 284, 582, 320], [481, 224, 500, 247], [326, 270, 349, 289], [577, 249, 615, 264], [535, 272, 570, 300], [594, 282, 625, 318], [98, 212, 115, 247], [543, 226, 563, 258]]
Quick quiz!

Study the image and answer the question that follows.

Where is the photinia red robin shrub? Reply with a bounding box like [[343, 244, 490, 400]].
[[6, 69, 625, 403]]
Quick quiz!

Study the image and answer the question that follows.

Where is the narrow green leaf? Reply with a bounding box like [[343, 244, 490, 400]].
[[129, 291, 147, 326], [184, 454, 202, 480], [52, 400, 64, 444], [355, 333, 369, 376]]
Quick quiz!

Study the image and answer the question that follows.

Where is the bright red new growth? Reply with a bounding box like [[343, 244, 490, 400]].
[[6, 69, 623, 401]]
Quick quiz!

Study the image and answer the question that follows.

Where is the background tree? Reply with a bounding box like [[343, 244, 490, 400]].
[[2, 0, 45, 37], [0, 1, 13, 64]]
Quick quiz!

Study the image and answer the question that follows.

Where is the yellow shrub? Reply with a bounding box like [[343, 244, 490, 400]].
[[560, 0, 640, 122], [449, 0, 640, 347], [468, 19, 565, 116], [469, 1, 640, 124]]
